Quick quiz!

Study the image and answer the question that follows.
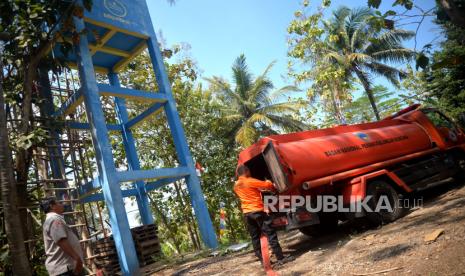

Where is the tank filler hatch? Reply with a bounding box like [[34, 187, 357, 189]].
[[262, 142, 290, 192]]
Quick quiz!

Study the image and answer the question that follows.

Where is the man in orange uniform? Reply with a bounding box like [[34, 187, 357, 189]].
[[234, 164, 285, 263]]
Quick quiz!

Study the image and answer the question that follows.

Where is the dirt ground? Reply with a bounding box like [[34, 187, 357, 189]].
[[146, 180, 465, 276]]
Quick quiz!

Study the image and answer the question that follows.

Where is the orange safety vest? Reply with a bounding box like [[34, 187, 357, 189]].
[[234, 176, 274, 214]]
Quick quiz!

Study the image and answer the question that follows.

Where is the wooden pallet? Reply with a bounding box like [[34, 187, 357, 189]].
[[91, 223, 161, 273], [131, 224, 157, 233], [93, 237, 120, 275], [135, 238, 159, 248], [137, 253, 160, 266]]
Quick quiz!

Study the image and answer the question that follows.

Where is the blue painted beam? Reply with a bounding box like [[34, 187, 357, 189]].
[[53, 89, 83, 117], [66, 121, 122, 131], [126, 102, 165, 129], [79, 192, 103, 203], [72, 13, 140, 275], [117, 167, 190, 183], [97, 83, 167, 102], [145, 176, 183, 191], [79, 175, 184, 200], [79, 188, 139, 203], [78, 177, 101, 196], [146, 31, 218, 249], [110, 72, 154, 225]]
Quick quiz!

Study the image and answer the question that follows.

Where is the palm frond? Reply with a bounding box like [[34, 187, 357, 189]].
[[364, 29, 415, 54], [232, 54, 253, 99], [347, 7, 372, 29], [235, 121, 258, 147], [249, 61, 275, 105], [348, 53, 372, 64], [250, 80, 273, 107], [324, 51, 347, 66], [269, 85, 301, 101], [364, 62, 406, 87], [345, 7, 373, 48], [327, 7, 351, 50], [331, 6, 351, 30], [247, 113, 273, 126], [206, 76, 241, 102], [222, 113, 243, 122], [371, 48, 415, 63], [350, 20, 369, 52], [258, 101, 306, 114], [266, 114, 308, 132]]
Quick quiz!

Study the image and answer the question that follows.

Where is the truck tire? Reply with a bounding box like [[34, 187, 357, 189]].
[[453, 153, 465, 181], [366, 180, 407, 225], [299, 212, 338, 237]]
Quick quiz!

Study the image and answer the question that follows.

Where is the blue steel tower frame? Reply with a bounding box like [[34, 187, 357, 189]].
[[52, 1, 218, 274]]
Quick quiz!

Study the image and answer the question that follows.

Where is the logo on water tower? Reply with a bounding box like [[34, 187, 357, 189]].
[[104, 0, 127, 18]]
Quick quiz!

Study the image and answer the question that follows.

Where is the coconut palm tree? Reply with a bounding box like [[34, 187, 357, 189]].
[[206, 54, 307, 147], [321, 7, 415, 120]]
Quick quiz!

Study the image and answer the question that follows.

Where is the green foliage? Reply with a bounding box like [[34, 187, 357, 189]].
[[0, 1, 92, 275], [0, 242, 11, 275], [288, 5, 414, 120], [392, 0, 413, 10], [415, 51, 429, 70], [13, 128, 49, 150], [0, 0, 92, 70], [425, 23, 465, 118], [368, 0, 382, 9], [207, 54, 308, 148], [344, 85, 404, 123], [367, 0, 413, 10]]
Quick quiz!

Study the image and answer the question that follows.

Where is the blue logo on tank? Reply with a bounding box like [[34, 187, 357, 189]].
[[354, 132, 370, 141]]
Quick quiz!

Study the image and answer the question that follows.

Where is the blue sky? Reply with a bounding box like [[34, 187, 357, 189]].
[[147, 0, 441, 91]]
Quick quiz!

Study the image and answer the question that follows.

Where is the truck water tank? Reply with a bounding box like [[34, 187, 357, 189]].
[[239, 121, 432, 190]]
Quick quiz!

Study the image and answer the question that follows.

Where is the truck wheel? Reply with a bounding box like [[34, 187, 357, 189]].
[[366, 181, 407, 225], [299, 212, 338, 237], [454, 154, 465, 181]]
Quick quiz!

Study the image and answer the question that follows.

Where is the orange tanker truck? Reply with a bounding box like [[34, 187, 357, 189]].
[[237, 104, 465, 235]]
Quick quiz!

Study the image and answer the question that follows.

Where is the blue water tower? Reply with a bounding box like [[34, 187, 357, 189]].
[[53, 0, 218, 274]]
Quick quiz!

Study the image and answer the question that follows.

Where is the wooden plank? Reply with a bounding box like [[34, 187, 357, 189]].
[[135, 238, 159, 248], [112, 40, 147, 72], [90, 29, 117, 55], [66, 62, 109, 74], [84, 18, 148, 39], [89, 44, 131, 58]]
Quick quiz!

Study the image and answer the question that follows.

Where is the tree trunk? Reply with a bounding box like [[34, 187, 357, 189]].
[[178, 183, 202, 249], [354, 68, 380, 121], [224, 204, 237, 242], [150, 200, 181, 254], [330, 88, 346, 124], [15, 59, 36, 257], [174, 181, 200, 250], [0, 42, 33, 276]]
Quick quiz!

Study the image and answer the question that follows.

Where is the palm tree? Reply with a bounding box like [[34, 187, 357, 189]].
[[206, 54, 307, 147], [321, 7, 415, 120]]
